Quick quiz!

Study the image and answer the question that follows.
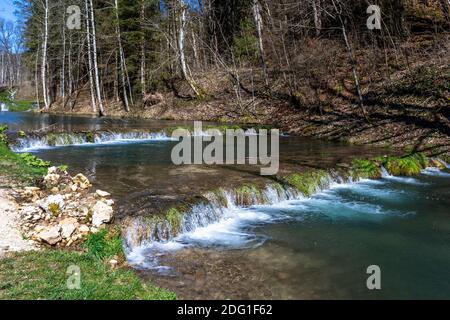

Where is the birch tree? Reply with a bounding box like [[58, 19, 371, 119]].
[[252, 0, 268, 86], [41, 0, 49, 110], [178, 0, 201, 97], [114, 0, 130, 111], [88, 0, 105, 116]]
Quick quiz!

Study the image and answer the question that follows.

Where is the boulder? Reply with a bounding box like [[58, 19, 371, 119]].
[[78, 225, 90, 233], [72, 174, 91, 190], [92, 201, 114, 227], [59, 218, 78, 239], [20, 205, 42, 217], [96, 189, 111, 198], [37, 226, 62, 245], [40, 194, 65, 214]]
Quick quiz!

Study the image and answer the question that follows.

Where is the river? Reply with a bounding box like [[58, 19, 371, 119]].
[[2, 112, 449, 299]]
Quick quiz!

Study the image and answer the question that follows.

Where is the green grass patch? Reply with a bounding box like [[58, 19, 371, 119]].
[[84, 228, 124, 260], [7, 101, 34, 112], [0, 90, 35, 112], [0, 250, 176, 300], [0, 142, 48, 185], [0, 227, 176, 300]]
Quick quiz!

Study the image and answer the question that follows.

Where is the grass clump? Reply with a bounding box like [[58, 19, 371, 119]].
[[19, 153, 51, 168], [84, 228, 123, 260], [282, 170, 329, 197], [0, 249, 176, 300], [0, 127, 48, 185]]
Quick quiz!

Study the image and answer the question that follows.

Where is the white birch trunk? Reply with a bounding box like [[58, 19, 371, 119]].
[[85, 0, 97, 113], [89, 0, 105, 116], [41, 0, 49, 110], [178, 1, 201, 96], [252, 0, 268, 86]]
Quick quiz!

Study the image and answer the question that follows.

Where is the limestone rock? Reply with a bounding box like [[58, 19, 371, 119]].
[[40, 194, 65, 214], [92, 201, 114, 227], [96, 189, 111, 198], [37, 226, 62, 245], [72, 174, 91, 190], [59, 218, 78, 239], [78, 225, 90, 233]]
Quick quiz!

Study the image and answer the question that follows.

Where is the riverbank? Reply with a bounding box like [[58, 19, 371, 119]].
[[0, 135, 176, 300]]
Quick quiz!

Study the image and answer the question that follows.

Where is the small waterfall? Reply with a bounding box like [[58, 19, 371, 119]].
[[380, 166, 392, 178], [11, 131, 173, 152], [123, 172, 348, 252], [0, 103, 8, 112]]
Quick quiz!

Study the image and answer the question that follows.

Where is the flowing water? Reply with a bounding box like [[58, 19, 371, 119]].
[[2, 112, 449, 299]]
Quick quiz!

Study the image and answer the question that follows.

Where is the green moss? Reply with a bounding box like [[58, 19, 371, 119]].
[[282, 170, 329, 197], [233, 184, 265, 206], [0, 250, 176, 300], [351, 159, 381, 179], [48, 203, 60, 217], [165, 208, 183, 234], [85, 132, 95, 143], [210, 189, 229, 207], [378, 154, 425, 176]]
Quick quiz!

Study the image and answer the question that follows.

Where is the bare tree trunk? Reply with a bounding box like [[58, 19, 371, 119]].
[[312, 0, 322, 37], [114, 0, 130, 112], [140, 0, 146, 96], [61, 7, 66, 102], [178, 0, 202, 96], [85, 0, 97, 113], [41, 0, 49, 110], [89, 0, 105, 116], [332, 0, 368, 121], [252, 0, 268, 86], [35, 44, 40, 106]]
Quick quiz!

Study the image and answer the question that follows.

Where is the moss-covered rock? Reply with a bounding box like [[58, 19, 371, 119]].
[[233, 184, 265, 206], [379, 154, 424, 176], [351, 159, 382, 179], [282, 170, 329, 197]]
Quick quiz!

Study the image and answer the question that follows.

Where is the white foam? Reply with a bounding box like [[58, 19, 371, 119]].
[[421, 167, 450, 177], [12, 132, 176, 152]]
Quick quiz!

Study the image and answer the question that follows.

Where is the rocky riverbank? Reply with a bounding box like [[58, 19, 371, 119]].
[[5, 166, 115, 249]]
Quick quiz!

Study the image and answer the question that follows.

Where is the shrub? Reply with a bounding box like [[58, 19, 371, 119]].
[[18, 153, 51, 168]]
